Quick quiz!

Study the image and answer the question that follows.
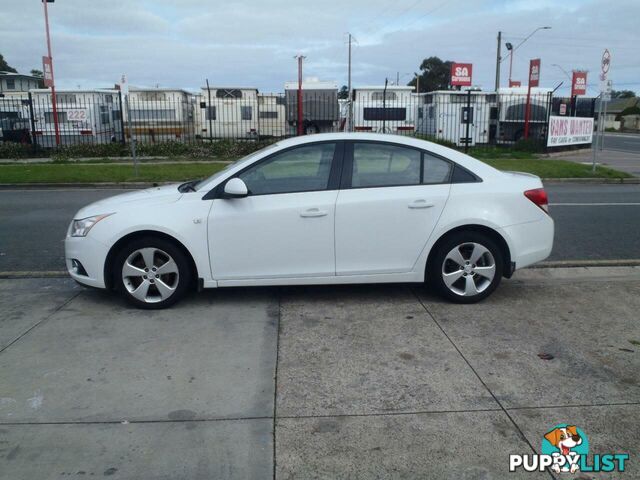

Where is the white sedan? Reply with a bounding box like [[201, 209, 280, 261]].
[[65, 133, 553, 308]]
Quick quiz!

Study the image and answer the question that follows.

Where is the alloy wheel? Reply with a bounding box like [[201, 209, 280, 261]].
[[121, 247, 180, 304], [441, 242, 496, 297]]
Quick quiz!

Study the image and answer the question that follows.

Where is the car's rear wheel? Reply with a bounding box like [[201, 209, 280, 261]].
[[429, 231, 503, 304], [114, 237, 191, 309]]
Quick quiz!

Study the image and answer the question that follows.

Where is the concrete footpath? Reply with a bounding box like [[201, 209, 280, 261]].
[[1, 268, 639, 479]]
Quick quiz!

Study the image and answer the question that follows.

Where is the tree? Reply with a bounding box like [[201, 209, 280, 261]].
[[407, 56, 453, 93], [338, 85, 349, 99], [0, 53, 18, 73], [30, 69, 44, 78], [611, 90, 636, 99]]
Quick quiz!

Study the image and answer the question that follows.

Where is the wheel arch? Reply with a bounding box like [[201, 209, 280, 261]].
[[425, 224, 513, 280], [103, 230, 200, 291]]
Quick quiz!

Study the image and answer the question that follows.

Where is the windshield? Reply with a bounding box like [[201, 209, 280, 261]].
[[194, 142, 281, 191]]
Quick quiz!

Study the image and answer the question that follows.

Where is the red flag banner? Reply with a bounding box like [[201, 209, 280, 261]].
[[529, 59, 541, 87], [571, 71, 587, 96], [450, 63, 472, 87], [42, 56, 53, 87]]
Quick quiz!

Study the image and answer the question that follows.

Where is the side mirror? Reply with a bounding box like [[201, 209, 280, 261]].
[[223, 178, 248, 198]]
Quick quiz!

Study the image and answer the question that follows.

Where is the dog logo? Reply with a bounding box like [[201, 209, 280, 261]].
[[542, 425, 587, 473]]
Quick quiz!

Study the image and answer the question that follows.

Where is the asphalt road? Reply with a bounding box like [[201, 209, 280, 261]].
[[601, 133, 640, 154], [0, 184, 639, 273]]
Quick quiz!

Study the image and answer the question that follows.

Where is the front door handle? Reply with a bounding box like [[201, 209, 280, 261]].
[[300, 208, 328, 218], [408, 200, 435, 209]]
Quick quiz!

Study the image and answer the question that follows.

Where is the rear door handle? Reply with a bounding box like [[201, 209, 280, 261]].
[[300, 208, 328, 218], [408, 200, 435, 209]]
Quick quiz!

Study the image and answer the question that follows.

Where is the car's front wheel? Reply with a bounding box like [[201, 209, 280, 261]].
[[429, 231, 504, 304], [114, 237, 191, 309]]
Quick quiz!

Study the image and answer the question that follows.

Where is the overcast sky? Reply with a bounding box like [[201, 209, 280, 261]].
[[2, 0, 638, 96]]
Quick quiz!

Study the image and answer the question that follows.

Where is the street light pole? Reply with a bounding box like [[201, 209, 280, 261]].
[[502, 26, 551, 87], [494, 31, 502, 91], [42, 0, 60, 146]]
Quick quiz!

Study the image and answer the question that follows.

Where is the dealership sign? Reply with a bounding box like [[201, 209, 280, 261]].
[[450, 63, 472, 86], [529, 59, 541, 87], [547, 116, 594, 147], [571, 71, 587, 97], [42, 56, 53, 87]]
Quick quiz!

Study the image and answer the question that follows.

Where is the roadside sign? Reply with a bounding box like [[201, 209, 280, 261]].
[[547, 116, 594, 147], [42, 56, 53, 87], [559, 104, 567, 115], [450, 63, 472, 87], [601, 49, 611, 75], [509, 80, 521, 87], [599, 49, 611, 93], [571, 71, 587, 97], [528, 59, 541, 87], [120, 74, 129, 96]]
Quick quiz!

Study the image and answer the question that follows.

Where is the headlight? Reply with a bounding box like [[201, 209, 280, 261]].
[[70, 214, 113, 237]]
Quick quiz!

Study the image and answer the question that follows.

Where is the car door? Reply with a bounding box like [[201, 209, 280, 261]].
[[335, 141, 451, 276], [208, 141, 342, 282]]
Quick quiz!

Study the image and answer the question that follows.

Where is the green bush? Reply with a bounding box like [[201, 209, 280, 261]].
[[0, 142, 36, 159], [413, 134, 458, 149], [512, 138, 545, 153], [0, 139, 279, 160]]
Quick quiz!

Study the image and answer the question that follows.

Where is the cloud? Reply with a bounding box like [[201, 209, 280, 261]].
[[1, 0, 638, 96]]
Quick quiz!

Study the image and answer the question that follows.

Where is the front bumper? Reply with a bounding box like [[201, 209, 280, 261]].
[[64, 234, 110, 289]]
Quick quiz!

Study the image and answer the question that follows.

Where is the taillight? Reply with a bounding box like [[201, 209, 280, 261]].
[[524, 188, 549, 213]]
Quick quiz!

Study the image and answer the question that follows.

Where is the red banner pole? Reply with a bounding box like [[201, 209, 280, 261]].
[[43, 0, 61, 146], [296, 56, 303, 136], [524, 82, 531, 139]]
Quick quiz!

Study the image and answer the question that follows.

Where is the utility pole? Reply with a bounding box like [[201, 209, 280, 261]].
[[347, 33, 353, 132], [494, 31, 502, 91], [396, 71, 400, 85], [42, 0, 60, 146], [295, 55, 305, 136]]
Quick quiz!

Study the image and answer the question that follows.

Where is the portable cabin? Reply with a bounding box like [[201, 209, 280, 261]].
[[30, 89, 120, 147], [496, 87, 553, 142], [352, 86, 416, 135], [125, 88, 195, 143], [0, 91, 31, 143], [415, 90, 495, 146], [257, 93, 287, 138], [284, 78, 339, 135], [199, 87, 259, 139]]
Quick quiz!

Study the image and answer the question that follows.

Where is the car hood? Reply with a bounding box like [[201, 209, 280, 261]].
[[74, 184, 183, 218]]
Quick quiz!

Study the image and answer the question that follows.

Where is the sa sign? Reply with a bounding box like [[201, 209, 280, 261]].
[[571, 71, 587, 97], [450, 63, 472, 87], [529, 59, 541, 88]]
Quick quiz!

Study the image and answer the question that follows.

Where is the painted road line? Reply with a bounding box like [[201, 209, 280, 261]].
[[0, 271, 67, 278]]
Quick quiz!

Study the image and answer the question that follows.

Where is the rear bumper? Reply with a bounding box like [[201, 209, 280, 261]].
[[500, 215, 554, 271], [64, 235, 110, 289]]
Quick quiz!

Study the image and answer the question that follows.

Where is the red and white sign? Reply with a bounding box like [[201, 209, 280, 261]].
[[42, 56, 53, 87], [547, 116, 594, 147], [528, 59, 541, 87], [571, 71, 587, 97], [559, 104, 567, 116], [509, 80, 521, 88], [450, 63, 472, 86]]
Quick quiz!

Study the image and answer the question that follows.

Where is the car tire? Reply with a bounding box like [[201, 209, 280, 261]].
[[428, 231, 503, 304], [114, 236, 192, 309]]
